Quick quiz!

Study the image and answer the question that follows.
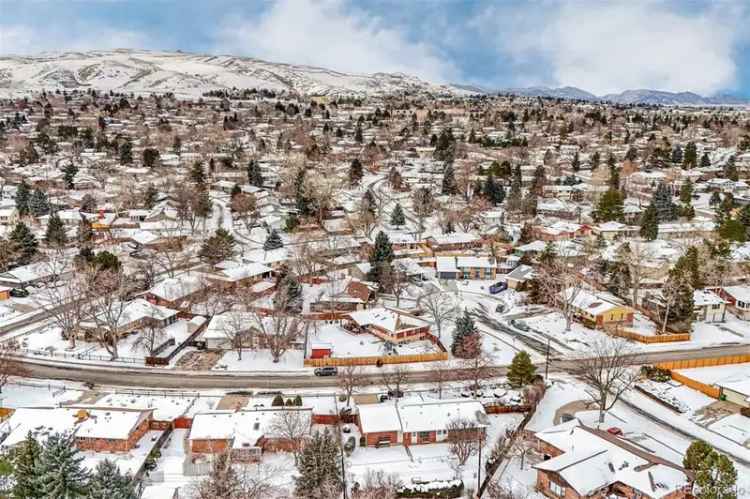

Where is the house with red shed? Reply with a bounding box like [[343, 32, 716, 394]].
[[357, 399, 487, 448], [531, 420, 692, 499], [343, 307, 432, 344]]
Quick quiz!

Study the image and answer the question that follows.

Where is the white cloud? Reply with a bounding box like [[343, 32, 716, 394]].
[[214, 0, 457, 82], [0, 23, 149, 55], [476, 1, 744, 95]]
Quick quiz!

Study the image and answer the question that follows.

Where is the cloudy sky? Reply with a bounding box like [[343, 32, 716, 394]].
[[1, 0, 749, 96]]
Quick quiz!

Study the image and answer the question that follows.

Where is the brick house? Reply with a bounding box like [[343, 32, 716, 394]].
[[344, 307, 432, 344], [357, 399, 487, 448], [435, 256, 497, 280], [188, 407, 312, 462], [532, 420, 692, 499], [0, 407, 153, 454], [79, 298, 179, 338], [144, 274, 206, 310]]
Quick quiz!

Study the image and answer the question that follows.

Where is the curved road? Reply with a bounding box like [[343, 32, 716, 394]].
[[16, 343, 750, 389]]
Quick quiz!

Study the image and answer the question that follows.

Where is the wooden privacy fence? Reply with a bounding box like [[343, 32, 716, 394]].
[[304, 351, 448, 367], [655, 354, 750, 371], [668, 371, 721, 399], [654, 355, 750, 400], [605, 324, 690, 344]]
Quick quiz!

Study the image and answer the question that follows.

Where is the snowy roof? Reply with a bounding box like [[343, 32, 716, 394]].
[[693, 289, 725, 307], [189, 408, 311, 446], [149, 275, 205, 302], [218, 262, 273, 281], [347, 307, 428, 334], [358, 398, 487, 434], [560, 287, 622, 315], [428, 232, 480, 245], [534, 420, 690, 498], [721, 285, 750, 303], [435, 256, 496, 273]]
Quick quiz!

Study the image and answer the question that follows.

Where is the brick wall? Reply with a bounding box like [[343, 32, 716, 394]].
[[363, 431, 399, 447], [191, 438, 230, 454], [76, 416, 151, 453]]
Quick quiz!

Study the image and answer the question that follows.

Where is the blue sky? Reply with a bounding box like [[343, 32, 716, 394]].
[[2, 0, 749, 96]]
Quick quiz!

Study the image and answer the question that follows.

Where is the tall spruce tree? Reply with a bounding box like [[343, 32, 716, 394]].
[[452, 310, 480, 359], [118, 139, 133, 165], [247, 159, 263, 187], [508, 351, 537, 387], [639, 204, 659, 241], [390, 203, 406, 226], [15, 180, 30, 216], [9, 222, 37, 265], [29, 188, 50, 217], [441, 163, 458, 195], [264, 228, 284, 251], [652, 183, 677, 222], [189, 161, 206, 185], [367, 231, 395, 286], [88, 460, 137, 499], [12, 433, 43, 499], [62, 162, 78, 189], [349, 158, 363, 185], [295, 429, 342, 498], [45, 212, 67, 247], [199, 228, 235, 266], [594, 188, 624, 222], [35, 433, 89, 498]]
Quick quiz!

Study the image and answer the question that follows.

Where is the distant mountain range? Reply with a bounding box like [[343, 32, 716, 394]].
[[496, 85, 748, 106], [0, 49, 471, 98], [0, 49, 745, 106]]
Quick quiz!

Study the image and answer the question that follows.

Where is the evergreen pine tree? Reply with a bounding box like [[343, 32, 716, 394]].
[[11, 433, 43, 499], [88, 459, 137, 499], [62, 162, 78, 189], [349, 158, 363, 185], [247, 159, 264, 187], [639, 204, 659, 241], [295, 429, 342, 497], [35, 433, 89, 498], [143, 184, 158, 209], [45, 212, 67, 247], [684, 440, 737, 498], [571, 152, 580, 171], [452, 310, 480, 359], [199, 228, 235, 266], [119, 139, 133, 165], [15, 180, 30, 216], [679, 180, 693, 205], [189, 161, 205, 185], [367, 231, 395, 285], [670, 145, 683, 164], [700, 152, 711, 168], [264, 228, 284, 251], [441, 163, 458, 195], [682, 142, 697, 168], [275, 273, 303, 311], [593, 188, 624, 222], [9, 222, 37, 265], [390, 203, 406, 226], [29, 188, 50, 217], [652, 183, 677, 222], [723, 155, 739, 181], [507, 351, 537, 388]]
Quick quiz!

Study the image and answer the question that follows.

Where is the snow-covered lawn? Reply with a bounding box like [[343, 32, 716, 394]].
[[212, 348, 306, 372]]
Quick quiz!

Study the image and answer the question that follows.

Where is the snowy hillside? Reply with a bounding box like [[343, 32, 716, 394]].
[[0, 49, 471, 98]]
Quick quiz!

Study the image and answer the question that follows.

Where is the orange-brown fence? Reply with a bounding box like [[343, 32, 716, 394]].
[[655, 355, 750, 371], [304, 351, 448, 367], [610, 328, 690, 344], [668, 371, 721, 399]]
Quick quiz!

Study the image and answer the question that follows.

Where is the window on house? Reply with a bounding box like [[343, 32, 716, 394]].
[[550, 481, 565, 497], [712, 304, 721, 310]]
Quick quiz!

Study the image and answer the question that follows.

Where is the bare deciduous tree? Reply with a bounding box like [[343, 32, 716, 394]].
[[351, 470, 402, 499], [380, 364, 410, 404], [37, 259, 87, 350], [575, 336, 639, 423], [338, 365, 365, 406], [420, 292, 454, 341], [249, 287, 306, 363], [446, 417, 485, 467], [269, 408, 311, 465], [134, 323, 167, 357], [429, 360, 455, 399], [460, 350, 496, 397], [82, 268, 131, 360]]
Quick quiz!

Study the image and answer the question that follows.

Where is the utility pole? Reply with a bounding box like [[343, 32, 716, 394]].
[[477, 435, 482, 497], [545, 337, 551, 379]]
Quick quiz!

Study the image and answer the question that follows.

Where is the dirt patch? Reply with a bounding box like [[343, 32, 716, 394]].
[[692, 400, 741, 426], [175, 350, 223, 370], [217, 394, 250, 411]]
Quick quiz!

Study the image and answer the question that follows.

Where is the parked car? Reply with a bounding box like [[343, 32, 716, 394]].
[[314, 366, 338, 377], [10, 288, 29, 298], [387, 389, 404, 399], [489, 281, 507, 294], [344, 436, 356, 453]]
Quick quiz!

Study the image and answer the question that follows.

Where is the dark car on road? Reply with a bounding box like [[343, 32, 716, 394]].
[[10, 288, 29, 298], [314, 366, 338, 377]]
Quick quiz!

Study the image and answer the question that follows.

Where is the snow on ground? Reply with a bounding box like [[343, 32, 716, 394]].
[[2, 379, 86, 408], [212, 349, 306, 372]]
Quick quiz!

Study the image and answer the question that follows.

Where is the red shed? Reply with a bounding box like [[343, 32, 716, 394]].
[[310, 342, 333, 359]]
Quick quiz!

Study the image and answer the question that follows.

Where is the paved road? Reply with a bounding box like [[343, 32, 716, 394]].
[[17, 343, 750, 389]]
